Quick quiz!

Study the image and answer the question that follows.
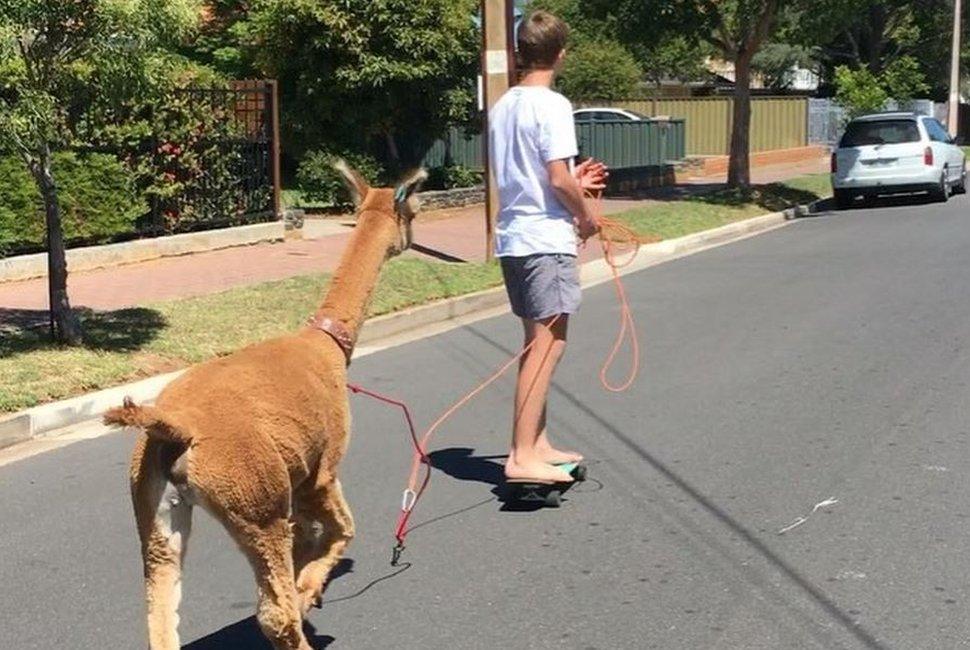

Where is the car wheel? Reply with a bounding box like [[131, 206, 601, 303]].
[[954, 166, 968, 195], [834, 189, 855, 210], [931, 171, 951, 203]]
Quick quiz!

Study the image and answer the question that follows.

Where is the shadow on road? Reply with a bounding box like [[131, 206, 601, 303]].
[[461, 325, 889, 649], [428, 447, 581, 512], [182, 559, 358, 649], [182, 617, 334, 649]]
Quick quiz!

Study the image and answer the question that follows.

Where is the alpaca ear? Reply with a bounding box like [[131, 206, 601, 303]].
[[333, 159, 371, 207], [394, 168, 428, 217]]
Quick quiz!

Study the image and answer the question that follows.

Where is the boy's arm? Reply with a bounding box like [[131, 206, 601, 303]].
[[547, 159, 599, 241]]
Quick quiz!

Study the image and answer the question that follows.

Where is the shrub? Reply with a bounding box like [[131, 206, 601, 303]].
[[427, 164, 483, 190], [558, 39, 642, 102], [0, 153, 146, 256], [296, 150, 385, 208]]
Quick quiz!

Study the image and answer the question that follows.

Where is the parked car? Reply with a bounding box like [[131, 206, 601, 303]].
[[573, 108, 650, 122], [831, 112, 967, 209]]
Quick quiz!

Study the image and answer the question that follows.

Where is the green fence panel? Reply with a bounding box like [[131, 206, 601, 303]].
[[422, 119, 686, 172], [420, 129, 485, 169], [575, 120, 685, 168]]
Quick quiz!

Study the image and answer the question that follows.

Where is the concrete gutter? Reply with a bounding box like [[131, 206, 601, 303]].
[[0, 203, 813, 450], [0, 222, 285, 283]]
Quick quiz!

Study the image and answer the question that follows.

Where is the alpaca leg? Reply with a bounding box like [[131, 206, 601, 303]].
[[237, 519, 313, 650], [296, 479, 356, 614], [132, 448, 193, 650]]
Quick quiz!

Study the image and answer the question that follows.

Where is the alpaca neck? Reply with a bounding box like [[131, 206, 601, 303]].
[[313, 214, 396, 340]]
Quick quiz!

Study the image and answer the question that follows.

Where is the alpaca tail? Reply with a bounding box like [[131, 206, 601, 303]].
[[103, 397, 193, 446]]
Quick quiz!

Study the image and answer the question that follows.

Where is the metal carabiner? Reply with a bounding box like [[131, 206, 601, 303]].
[[400, 489, 417, 513]]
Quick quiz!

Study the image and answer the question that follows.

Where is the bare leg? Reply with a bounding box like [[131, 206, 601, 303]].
[[505, 315, 574, 482], [535, 404, 584, 465]]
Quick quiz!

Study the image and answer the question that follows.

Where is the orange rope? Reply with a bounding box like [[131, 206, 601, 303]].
[[390, 189, 644, 553]]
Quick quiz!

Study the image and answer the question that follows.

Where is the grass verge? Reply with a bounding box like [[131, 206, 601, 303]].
[[610, 173, 831, 240], [1, 173, 829, 414], [0, 258, 503, 413]]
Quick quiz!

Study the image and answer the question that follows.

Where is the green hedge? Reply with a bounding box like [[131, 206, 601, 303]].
[[0, 153, 146, 257], [296, 149, 385, 208]]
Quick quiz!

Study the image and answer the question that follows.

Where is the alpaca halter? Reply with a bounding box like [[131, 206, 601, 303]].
[[307, 313, 355, 365]]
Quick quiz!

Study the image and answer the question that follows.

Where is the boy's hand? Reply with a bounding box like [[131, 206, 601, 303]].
[[574, 158, 609, 193], [576, 214, 600, 242]]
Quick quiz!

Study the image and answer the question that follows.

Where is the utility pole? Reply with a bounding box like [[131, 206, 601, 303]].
[[481, 0, 516, 260], [949, 0, 963, 136]]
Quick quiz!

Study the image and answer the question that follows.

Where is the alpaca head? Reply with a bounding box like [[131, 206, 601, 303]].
[[334, 161, 428, 257]]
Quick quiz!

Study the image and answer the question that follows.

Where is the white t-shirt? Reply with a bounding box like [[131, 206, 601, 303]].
[[488, 86, 578, 257]]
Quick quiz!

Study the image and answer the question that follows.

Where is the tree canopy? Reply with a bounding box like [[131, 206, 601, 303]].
[[236, 0, 480, 166]]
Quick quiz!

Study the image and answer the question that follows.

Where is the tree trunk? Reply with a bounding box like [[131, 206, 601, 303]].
[[385, 131, 400, 165], [29, 145, 83, 345], [727, 55, 753, 189]]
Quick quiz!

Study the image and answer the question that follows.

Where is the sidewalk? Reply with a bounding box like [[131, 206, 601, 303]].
[[0, 157, 827, 315]]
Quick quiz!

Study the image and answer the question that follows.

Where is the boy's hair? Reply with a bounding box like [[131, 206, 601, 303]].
[[517, 11, 569, 70]]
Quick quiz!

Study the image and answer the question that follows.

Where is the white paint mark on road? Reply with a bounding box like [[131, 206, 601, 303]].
[[777, 497, 839, 535], [812, 497, 839, 512], [924, 465, 949, 472], [778, 517, 808, 535], [835, 570, 867, 580]]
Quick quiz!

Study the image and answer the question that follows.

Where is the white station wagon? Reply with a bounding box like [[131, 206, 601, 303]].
[[831, 112, 967, 209]]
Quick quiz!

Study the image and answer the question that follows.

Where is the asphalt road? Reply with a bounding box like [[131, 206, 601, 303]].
[[3, 193, 970, 649]]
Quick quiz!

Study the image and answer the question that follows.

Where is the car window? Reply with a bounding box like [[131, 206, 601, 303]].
[[574, 111, 594, 122], [840, 120, 921, 147], [924, 119, 952, 143]]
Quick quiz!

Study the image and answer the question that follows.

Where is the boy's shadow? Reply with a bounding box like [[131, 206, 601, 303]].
[[428, 447, 570, 511]]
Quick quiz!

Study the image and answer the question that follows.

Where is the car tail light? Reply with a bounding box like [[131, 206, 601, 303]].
[[925, 147, 934, 166], [831, 152, 837, 173]]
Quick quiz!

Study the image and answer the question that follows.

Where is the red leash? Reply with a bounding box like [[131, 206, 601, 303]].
[[350, 192, 643, 565]]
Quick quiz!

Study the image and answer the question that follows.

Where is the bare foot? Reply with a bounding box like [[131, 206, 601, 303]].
[[505, 452, 575, 483], [535, 432, 584, 465]]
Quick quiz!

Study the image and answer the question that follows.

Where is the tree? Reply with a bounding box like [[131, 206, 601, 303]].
[[752, 42, 819, 90], [834, 66, 889, 117], [242, 0, 480, 167], [617, 0, 793, 189], [833, 55, 930, 117], [637, 37, 710, 102], [0, 0, 199, 344], [558, 39, 642, 101], [792, 0, 951, 98]]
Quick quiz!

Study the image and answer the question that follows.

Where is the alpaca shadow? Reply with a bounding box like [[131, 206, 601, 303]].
[[181, 558, 354, 650], [428, 447, 570, 512], [181, 617, 334, 649]]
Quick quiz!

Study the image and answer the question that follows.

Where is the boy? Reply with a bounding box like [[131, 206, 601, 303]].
[[488, 10, 606, 484]]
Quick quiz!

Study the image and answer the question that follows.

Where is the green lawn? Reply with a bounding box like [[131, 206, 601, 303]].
[[0, 173, 830, 414], [0, 258, 503, 413], [610, 173, 831, 240]]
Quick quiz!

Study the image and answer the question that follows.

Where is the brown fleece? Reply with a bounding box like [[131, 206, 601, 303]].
[[106, 163, 426, 650]]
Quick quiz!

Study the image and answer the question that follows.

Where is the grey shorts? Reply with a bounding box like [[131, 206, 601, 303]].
[[500, 253, 581, 321]]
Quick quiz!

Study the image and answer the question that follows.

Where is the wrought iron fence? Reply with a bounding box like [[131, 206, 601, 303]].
[[142, 81, 281, 236]]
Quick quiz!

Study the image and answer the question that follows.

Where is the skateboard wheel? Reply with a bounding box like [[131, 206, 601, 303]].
[[572, 464, 588, 482], [544, 491, 562, 508]]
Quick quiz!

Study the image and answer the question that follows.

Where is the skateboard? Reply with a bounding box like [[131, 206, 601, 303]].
[[505, 462, 588, 508]]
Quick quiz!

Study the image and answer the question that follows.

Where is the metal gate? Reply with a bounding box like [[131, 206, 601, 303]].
[[145, 80, 281, 235]]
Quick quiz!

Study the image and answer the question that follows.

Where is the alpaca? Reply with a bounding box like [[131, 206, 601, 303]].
[[104, 162, 427, 650]]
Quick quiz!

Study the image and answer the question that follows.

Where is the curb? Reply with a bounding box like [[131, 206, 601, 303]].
[[0, 202, 813, 450], [0, 222, 285, 283]]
